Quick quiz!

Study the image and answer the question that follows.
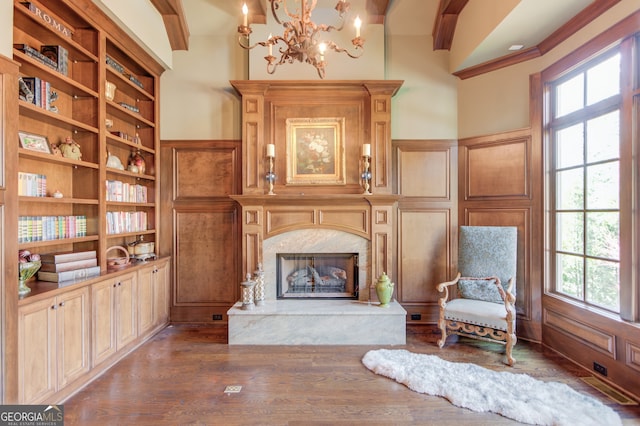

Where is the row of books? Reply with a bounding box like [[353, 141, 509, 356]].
[[18, 172, 47, 197], [14, 43, 69, 76], [18, 215, 87, 243], [106, 211, 147, 235], [106, 180, 148, 203], [20, 76, 55, 110], [37, 250, 100, 283]]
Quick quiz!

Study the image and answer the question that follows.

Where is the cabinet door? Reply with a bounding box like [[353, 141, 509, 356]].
[[18, 297, 56, 404], [116, 272, 137, 349], [56, 286, 90, 388], [137, 264, 154, 336], [153, 260, 170, 326], [92, 278, 116, 367]]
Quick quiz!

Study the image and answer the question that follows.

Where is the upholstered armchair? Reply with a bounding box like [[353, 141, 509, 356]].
[[437, 226, 518, 366]]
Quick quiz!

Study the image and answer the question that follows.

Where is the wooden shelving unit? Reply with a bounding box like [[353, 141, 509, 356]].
[[13, 0, 161, 270]]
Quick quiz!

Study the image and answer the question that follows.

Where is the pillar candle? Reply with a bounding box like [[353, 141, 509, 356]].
[[362, 144, 371, 157], [267, 144, 275, 157]]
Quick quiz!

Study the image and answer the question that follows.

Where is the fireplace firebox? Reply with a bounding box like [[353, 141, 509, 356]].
[[277, 253, 358, 299]]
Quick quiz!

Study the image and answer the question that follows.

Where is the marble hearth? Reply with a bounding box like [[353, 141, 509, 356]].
[[227, 227, 406, 345]]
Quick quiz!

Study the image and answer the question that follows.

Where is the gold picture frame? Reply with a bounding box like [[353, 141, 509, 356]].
[[286, 117, 346, 185], [18, 131, 52, 154]]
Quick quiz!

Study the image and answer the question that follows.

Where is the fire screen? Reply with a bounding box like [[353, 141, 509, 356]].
[[277, 253, 358, 299]]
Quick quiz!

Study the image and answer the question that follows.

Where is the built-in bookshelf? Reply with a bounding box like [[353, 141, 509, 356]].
[[13, 0, 161, 285]]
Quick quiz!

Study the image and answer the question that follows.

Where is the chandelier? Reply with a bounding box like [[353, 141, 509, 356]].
[[238, 0, 365, 79]]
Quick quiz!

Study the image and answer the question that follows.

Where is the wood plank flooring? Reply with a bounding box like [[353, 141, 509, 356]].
[[63, 325, 640, 425]]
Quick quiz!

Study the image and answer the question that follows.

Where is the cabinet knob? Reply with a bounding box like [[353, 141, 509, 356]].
[[51, 305, 57, 310], [59, 302, 65, 307]]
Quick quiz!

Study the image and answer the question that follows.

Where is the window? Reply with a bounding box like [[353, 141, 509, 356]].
[[547, 40, 637, 317]]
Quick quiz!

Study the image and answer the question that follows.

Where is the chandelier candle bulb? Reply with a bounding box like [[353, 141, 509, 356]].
[[242, 3, 248, 27], [267, 143, 275, 158], [268, 34, 273, 56], [355, 15, 361, 37]]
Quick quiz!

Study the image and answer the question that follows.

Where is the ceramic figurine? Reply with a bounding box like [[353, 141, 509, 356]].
[[59, 136, 82, 160]]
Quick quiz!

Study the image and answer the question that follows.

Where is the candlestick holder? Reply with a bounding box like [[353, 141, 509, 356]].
[[266, 155, 276, 195], [361, 155, 372, 194]]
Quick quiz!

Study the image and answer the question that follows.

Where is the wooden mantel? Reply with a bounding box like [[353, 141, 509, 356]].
[[230, 80, 404, 196], [230, 194, 401, 287]]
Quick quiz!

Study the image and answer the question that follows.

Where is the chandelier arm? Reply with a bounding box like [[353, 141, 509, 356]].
[[326, 41, 364, 59], [238, 35, 273, 51]]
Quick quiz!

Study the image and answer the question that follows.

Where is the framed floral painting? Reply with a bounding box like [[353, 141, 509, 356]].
[[285, 117, 345, 185]]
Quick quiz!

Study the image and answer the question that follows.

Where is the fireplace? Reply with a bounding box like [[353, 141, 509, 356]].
[[277, 253, 358, 299]]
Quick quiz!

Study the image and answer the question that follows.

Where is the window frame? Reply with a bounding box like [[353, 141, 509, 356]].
[[543, 34, 639, 322]]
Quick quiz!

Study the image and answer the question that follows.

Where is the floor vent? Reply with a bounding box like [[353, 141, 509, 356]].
[[581, 376, 638, 405]]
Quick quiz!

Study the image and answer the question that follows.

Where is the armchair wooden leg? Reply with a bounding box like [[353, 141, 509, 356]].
[[437, 319, 447, 348], [505, 333, 517, 366]]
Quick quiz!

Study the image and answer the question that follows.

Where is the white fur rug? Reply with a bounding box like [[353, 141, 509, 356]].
[[362, 349, 621, 426]]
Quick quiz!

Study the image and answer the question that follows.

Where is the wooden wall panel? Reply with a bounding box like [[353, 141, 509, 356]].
[[174, 208, 238, 305], [466, 138, 529, 199], [174, 149, 236, 198], [160, 140, 241, 323], [459, 128, 542, 342], [393, 140, 457, 323], [398, 209, 451, 303]]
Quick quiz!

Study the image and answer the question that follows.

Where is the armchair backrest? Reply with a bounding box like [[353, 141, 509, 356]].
[[458, 226, 518, 295]]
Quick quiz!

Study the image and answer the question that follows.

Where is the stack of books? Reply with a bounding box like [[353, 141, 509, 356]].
[[37, 250, 100, 283]]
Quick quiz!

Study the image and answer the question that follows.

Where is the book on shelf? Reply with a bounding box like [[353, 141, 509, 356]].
[[40, 250, 97, 264], [38, 266, 101, 283], [39, 257, 97, 272], [40, 45, 68, 76]]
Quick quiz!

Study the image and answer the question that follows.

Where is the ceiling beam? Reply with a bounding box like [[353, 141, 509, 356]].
[[432, 0, 468, 51], [366, 0, 390, 25], [150, 0, 190, 50]]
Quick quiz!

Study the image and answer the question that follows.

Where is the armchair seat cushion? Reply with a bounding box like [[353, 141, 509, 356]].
[[444, 298, 514, 331]]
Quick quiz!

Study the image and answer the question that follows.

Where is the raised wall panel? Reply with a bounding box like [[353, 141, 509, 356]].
[[398, 149, 450, 198], [393, 140, 457, 322], [161, 140, 241, 323], [174, 208, 238, 305], [465, 137, 530, 199], [543, 308, 615, 357], [398, 209, 451, 303], [459, 128, 540, 342], [175, 148, 236, 199]]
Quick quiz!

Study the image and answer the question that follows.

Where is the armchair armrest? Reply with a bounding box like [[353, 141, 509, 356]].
[[503, 277, 516, 320], [436, 272, 461, 306]]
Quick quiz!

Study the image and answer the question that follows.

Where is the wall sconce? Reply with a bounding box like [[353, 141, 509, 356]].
[[266, 143, 276, 195], [361, 143, 371, 194]]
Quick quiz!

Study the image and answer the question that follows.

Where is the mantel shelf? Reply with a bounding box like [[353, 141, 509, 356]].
[[230, 194, 402, 207]]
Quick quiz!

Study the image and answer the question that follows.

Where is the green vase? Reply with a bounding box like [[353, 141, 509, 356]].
[[374, 272, 394, 308]]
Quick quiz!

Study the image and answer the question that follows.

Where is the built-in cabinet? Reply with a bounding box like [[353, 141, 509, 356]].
[[7, 0, 168, 404], [18, 286, 89, 404], [138, 261, 169, 336], [18, 257, 169, 404], [91, 271, 137, 367]]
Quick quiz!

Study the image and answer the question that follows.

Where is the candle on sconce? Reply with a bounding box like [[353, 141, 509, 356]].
[[242, 3, 248, 26], [354, 16, 362, 38], [268, 33, 273, 56], [362, 143, 371, 157], [267, 143, 275, 158]]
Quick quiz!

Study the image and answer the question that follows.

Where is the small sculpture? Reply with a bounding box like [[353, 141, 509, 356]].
[[128, 148, 146, 174], [58, 136, 82, 160]]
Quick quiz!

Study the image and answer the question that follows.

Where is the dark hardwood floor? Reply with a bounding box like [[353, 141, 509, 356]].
[[63, 325, 640, 425]]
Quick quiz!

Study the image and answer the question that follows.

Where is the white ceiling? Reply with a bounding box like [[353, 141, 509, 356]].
[[181, 0, 597, 71]]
